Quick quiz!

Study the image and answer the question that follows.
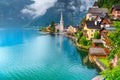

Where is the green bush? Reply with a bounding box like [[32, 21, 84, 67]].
[[98, 0, 120, 10], [50, 21, 55, 33], [79, 36, 87, 46], [113, 21, 120, 28], [94, 31, 101, 39]]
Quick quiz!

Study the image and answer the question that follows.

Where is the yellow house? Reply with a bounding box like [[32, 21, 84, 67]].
[[83, 21, 100, 40], [67, 25, 77, 33]]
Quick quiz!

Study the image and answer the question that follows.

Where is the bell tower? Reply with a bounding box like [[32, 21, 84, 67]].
[[59, 12, 64, 33]]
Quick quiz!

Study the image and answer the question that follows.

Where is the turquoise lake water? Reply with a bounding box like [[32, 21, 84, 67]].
[[0, 28, 99, 80]]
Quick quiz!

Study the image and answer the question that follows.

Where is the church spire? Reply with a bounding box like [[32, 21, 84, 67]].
[[60, 12, 63, 23], [59, 12, 64, 33]]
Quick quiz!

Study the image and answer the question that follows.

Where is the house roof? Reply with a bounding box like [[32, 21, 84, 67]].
[[92, 39, 103, 43], [112, 5, 120, 11], [100, 17, 113, 24], [85, 21, 100, 29], [88, 8, 108, 14], [89, 48, 106, 56]]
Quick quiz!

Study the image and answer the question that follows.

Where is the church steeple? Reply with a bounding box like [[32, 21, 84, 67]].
[[59, 12, 64, 33], [60, 12, 63, 23]]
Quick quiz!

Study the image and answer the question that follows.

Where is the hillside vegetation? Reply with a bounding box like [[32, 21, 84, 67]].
[[98, 0, 120, 10]]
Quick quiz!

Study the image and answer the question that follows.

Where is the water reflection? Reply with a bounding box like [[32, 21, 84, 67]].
[[59, 35, 63, 50], [77, 49, 100, 72], [0, 29, 99, 80]]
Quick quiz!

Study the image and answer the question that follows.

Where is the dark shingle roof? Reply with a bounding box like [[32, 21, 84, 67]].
[[85, 21, 100, 29], [112, 5, 120, 10], [88, 8, 108, 14]]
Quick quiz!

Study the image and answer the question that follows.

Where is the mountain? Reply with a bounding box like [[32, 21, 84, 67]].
[[0, 0, 96, 28]]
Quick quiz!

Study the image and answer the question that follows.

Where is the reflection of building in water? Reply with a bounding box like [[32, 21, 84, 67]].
[[59, 36, 63, 49]]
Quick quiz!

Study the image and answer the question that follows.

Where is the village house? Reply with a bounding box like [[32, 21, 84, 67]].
[[100, 17, 113, 28], [100, 27, 116, 48], [111, 5, 120, 19], [86, 8, 108, 21], [89, 48, 107, 62], [83, 20, 101, 40], [67, 25, 78, 33]]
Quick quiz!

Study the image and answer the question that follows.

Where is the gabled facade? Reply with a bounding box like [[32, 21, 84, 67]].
[[100, 17, 113, 28], [111, 5, 120, 19], [67, 25, 77, 33], [83, 21, 100, 40]]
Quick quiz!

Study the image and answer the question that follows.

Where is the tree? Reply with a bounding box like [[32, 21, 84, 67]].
[[98, 0, 120, 10], [79, 36, 87, 46], [101, 62, 120, 80], [113, 21, 120, 28], [94, 31, 101, 39], [50, 21, 55, 33], [102, 30, 120, 79]]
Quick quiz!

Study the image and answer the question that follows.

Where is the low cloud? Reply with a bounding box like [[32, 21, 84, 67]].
[[80, 0, 97, 11], [21, 0, 57, 18]]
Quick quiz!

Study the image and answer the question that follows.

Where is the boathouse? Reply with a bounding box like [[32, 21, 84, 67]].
[[89, 48, 107, 62]]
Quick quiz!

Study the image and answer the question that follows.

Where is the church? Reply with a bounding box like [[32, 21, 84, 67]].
[[55, 12, 64, 33]]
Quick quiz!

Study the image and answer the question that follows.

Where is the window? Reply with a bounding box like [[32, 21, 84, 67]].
[[91, 30, 94, 32], [91, 34, 93, 36]]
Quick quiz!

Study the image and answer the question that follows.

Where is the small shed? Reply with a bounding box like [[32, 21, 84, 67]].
[[89, 48, 107, 62]]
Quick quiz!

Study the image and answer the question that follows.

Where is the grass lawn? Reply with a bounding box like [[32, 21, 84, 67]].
[[98, 58, 109, 67]]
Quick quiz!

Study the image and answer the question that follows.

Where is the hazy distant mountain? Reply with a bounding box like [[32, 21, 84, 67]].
[[0, 0, 96, 28]]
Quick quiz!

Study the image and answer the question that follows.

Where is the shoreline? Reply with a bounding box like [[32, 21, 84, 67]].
[[40, 31, 105, 77]]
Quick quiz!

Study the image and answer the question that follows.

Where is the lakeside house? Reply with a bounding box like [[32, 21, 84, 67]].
[[86, 8, 108, 21], [89, 48, 107, 62], [100, 27, 116, 48], [83, 20, 100, 40], [67, 25, 78, 33], [111, 5, 120, 19], [100, 17, 113, 28]]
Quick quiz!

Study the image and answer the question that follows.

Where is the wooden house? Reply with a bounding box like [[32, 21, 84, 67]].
[[111, 5, 120, 19], [100, 17, 113, 28], [89, 48, 107, 62]]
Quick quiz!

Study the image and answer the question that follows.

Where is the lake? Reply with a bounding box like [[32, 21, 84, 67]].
[[0, 28, 99, 80]]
